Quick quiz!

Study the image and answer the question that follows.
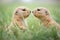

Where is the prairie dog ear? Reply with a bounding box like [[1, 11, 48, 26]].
[[14, 8, 21, 15], [16, 11, 18, 13], [45, 9, 50, 15], [13, 8, 18, 15], [45, 11, 49, 15], [15, 11, 18, 15]]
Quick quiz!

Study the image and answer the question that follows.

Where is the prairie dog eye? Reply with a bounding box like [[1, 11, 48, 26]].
[[37, 9, 41, 11], [22, 9, 26, 11]]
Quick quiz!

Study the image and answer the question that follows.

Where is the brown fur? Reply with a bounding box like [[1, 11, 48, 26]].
[[32, 7, 60, 29], [8, 7, 31, 30]]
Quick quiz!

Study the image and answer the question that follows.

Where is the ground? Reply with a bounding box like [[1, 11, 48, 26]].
[[0, 3, 60, 40]]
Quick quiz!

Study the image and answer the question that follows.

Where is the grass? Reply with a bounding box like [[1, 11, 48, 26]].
[[0, 3, 60, 40]]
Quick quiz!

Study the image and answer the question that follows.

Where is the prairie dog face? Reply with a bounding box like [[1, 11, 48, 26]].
[[32, 7, 50, 19], [14, 7, 31, 18]]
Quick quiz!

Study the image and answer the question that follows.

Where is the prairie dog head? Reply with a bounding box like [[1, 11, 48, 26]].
[[14, 7, 31, 19], [32, 7, 51, 19]]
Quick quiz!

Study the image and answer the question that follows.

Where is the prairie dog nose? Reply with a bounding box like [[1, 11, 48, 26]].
[[30, 11, 31, 13]]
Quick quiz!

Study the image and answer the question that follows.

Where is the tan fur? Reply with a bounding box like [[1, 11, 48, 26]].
[[8, 7, 31, 30], [32, 7, 60, 29]]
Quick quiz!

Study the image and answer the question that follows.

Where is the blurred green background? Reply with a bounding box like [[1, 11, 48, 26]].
[[0, 0, 60, 40]]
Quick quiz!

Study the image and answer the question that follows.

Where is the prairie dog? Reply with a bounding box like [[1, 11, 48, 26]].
[[32, 7, 60, 29], [8, 7, 31, 30]]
